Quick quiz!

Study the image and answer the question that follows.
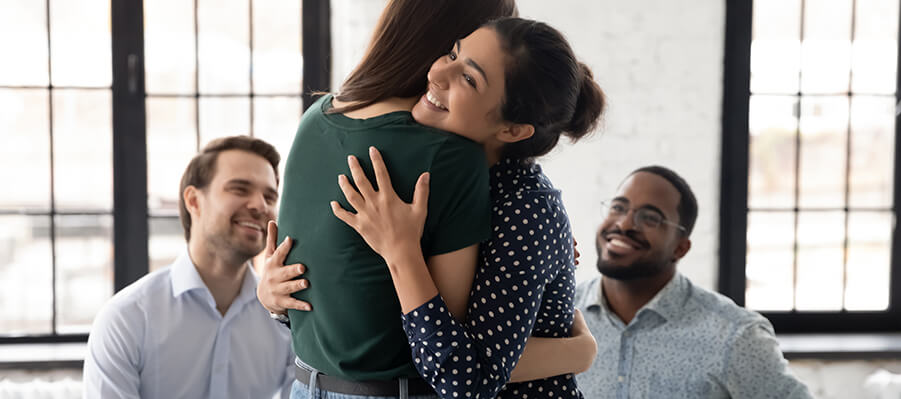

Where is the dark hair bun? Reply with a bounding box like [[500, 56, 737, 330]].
[[564, 62, 605, 140]]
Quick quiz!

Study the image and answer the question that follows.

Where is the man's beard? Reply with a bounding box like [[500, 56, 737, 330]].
[[596, 257, 669, 281], [595, 229, 669, 281], [206, 225, 265, 265]]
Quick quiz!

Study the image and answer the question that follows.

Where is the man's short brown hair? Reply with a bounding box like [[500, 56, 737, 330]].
[[178, 135, 280, 242]]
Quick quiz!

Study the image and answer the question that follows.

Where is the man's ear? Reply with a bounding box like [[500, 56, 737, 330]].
[[496, 123, 535, 144], [183, 185, 201, 217], [673, 238, 691, 262]]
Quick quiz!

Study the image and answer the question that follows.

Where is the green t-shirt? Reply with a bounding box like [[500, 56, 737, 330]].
[[279, 95, 491, 381]]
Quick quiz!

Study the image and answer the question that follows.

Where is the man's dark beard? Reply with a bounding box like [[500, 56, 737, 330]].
[[595, 228, 667, 280], [596, 257, 669, 281]]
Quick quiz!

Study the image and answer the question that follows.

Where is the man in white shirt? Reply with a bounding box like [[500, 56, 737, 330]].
[[83, 136, 294, 399]]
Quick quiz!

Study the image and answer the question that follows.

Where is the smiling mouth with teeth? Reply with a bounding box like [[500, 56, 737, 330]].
[[609, 238, 638, 250], [426, 91, 447, 110], [602, 231, 648, 253], [236, 221, 263, 232]]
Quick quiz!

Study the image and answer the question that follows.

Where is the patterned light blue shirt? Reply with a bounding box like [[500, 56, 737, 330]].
[[573, 273, 813, 399]]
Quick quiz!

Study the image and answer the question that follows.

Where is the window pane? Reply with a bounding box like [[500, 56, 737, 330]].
[[149, 217, 184, 273], [49, 0, 111, 87], [198, 0, 250, 94], [795, 211, 845, 311], [746, 212, 795, 311], [798, 96, 848, 208], [0, 216, 52, 335], [849, 96, 895, 208], [147, 97, 197, 213], [253, 96, 302, 183], [749, 95, 797, 209], [0, 0, 49, 86], [52, 90, 113, 211], [55, 214, 113, 334], [252, 0, 302, 94], [851, 0, 899, 94], [844, 211, 891, 311], [144, 0, 197, 94], [0, 89, 50, 210], [751, 0, 801, 94], [199, 97, 250, 148], [801, 0, 853, 94]]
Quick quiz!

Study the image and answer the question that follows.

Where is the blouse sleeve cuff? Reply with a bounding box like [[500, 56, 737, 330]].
[[401, 294, 456, 342]]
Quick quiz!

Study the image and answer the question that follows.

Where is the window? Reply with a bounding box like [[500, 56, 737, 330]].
[[0, 0, 329, 343], [720, 0, 901, 332]]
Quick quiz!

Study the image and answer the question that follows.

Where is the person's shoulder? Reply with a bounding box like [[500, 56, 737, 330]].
[[683, 276, 768, 329], [431, 130, 486, 158], [97, 269, 171, 324], [426, 133, 488, 177]]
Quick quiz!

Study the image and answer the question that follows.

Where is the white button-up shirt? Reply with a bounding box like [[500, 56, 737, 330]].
[[83, 249, 293, 399]]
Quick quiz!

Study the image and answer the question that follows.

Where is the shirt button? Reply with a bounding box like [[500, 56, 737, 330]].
[[618, 376, 624, 383]]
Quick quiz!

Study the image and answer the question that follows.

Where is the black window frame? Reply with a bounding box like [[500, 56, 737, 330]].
[[720, 0, 901, 333], [0, 0, 331, 345]]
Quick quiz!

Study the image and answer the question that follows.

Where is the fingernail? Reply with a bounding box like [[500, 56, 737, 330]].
[[422, 172, 430, 184], [283, 236, 289, 244], [369, 146, 376, 154], [348, 155, 355, 163]]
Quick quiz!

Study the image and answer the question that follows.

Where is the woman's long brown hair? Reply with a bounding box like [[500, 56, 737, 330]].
[[330, 0, 517, 114]]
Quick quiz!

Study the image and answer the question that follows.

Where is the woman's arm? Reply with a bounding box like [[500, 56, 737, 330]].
[[509, 309, 597, 382]]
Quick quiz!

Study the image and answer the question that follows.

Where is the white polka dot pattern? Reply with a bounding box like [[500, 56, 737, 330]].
[[401, 159, 583, 399]]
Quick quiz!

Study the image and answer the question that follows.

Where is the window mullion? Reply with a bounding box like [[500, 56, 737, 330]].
[[718, 0, 753, 306], [111, 0, 149, 292], [301, 0, 331, 110], [890, 1, 901, 317]]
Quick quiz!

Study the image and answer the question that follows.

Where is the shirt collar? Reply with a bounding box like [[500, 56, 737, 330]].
[[170, 247, 207, 298], [636, 272, 690, 322], [489, 158, 542, 196], [170, 247, 261, 310], [582, 272, 691, 323], [577, 276, 603, 311]]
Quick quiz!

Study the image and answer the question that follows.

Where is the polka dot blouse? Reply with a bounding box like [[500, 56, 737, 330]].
[[401, 159, 583, 399]]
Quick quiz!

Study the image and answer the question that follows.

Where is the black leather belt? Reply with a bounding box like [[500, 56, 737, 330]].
[[294, 362, 435, 396]]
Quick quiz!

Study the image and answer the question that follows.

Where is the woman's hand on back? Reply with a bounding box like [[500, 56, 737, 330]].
[[331, 146, 431, 264], [256, 221, 312, 315]]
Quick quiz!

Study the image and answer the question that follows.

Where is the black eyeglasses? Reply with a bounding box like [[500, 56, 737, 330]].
[[601, 200, 686, 232]]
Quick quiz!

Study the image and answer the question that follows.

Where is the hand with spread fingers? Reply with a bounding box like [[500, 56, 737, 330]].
[[330, 146, 431, 264], [256, 220, 312, 315]]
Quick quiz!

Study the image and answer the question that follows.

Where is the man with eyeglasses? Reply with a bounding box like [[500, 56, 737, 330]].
[[573, 166, 812, 398]]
